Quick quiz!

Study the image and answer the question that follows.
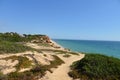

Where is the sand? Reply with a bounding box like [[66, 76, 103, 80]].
[[26, 40, 66, 51], [0, 51, 54, 74], [0, 59, 18, 74], [50, 40, 65, 50]]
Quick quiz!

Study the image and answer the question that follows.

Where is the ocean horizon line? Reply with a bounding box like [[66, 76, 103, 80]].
[[53, 38, 120, 42]]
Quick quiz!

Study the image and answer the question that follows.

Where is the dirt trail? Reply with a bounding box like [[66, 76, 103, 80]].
[[40, 54, 85, 80]]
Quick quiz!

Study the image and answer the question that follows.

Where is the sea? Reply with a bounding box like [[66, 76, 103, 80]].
[[53, 39, 120, 59]]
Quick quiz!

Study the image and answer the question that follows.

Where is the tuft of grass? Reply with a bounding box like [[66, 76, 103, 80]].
[[37, 43, 51, 47], [43, 55, 65, 72], [43, 54, 47, 57], [3, 55, 19, 61], [55, 52, 66, 54], [63, 54, 71, 58], [48, 55, 65, 68], [68, 54, 120, 80], [68, 52, 79, 55]]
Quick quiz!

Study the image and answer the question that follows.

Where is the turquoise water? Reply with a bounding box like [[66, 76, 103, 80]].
[[54, 39, 120, 58]]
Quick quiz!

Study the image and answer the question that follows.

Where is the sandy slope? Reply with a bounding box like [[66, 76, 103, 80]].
[[0, 39, 85, 79], [40, 53, 85, 80]]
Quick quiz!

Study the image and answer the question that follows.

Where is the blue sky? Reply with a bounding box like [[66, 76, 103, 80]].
[[0, 0, 120, 41]]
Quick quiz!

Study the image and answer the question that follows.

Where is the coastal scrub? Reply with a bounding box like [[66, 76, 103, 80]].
[[68, 54, 120, 80]]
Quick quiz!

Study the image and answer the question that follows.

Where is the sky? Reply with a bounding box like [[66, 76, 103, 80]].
[[0, 0, 120, 41]]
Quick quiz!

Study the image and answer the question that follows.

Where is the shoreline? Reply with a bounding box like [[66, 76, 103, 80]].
[[50, 40, 65, 49], [50, 40, 70, 51]]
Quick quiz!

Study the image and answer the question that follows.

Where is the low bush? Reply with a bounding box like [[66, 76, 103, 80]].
[[68, 54, 120, 80]]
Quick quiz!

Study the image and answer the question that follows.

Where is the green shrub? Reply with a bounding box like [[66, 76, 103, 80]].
[[68, 54, 120, 80]]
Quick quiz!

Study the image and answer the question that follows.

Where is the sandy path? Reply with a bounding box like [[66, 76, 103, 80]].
[[40, 53, 85, 80]]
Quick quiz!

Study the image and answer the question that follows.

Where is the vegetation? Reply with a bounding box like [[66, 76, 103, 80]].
[[6, 65, 46, 80], [68, 54, 120, 80], [43, 54, 47, 57], [29, 55, 64, 78], [40, 49, 67, 52], [63, 54, 71, 58], [15, 56, 33, 71], [0, 32, 46, 42], [0, 32, 52, 54], [41, 49, 79, 55], [0, 72, 5, 80], [0, 41, 34, 54], [46, 55, 65, 69], [23, 34, 47, 42], [68, 52, 79, 55], [0, 55, 64, 80], [3, 56, 33, 71], [37, 43, 51, 47], [0, 32, 25, 42], [37, 55, 65, 73]]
